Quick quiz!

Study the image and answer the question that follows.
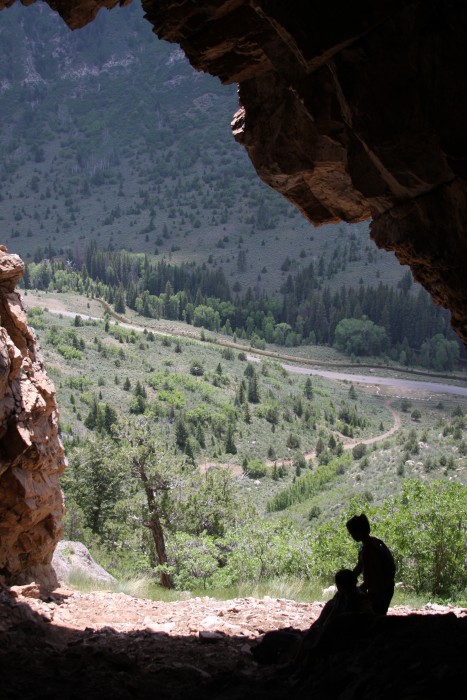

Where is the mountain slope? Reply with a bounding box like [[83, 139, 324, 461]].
[[0, 2, 406, 295]]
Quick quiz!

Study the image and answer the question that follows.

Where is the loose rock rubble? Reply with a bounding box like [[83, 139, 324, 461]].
[[0, 584, 465, 699]]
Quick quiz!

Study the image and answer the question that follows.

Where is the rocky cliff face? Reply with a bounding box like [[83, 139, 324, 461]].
[[3, 0, 465, 343], [0, 247, 65, 588]]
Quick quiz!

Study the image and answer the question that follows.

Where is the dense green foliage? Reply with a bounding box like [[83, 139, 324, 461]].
[[266, 454, 352, 512], [311, 481, 467, 597], [334, 318, 387, 356], [63, 432, 467, 596]]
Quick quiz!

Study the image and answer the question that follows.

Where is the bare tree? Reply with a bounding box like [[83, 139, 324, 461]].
[[120, 420, 190, 589]]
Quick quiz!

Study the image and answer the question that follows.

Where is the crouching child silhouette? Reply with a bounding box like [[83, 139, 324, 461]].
[[292, 568, 373, 668], [346, 513, 396, 614], [251, 569, 375, 680]]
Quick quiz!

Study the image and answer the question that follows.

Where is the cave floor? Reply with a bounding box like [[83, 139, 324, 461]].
[[0, 585, 465, 699]]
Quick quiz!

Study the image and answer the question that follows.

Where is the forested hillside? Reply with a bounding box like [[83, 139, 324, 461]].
[[25, 303, 467, 598], [1, 1, 404, 295]]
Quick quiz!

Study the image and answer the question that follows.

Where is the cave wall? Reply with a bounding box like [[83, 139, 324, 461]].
[[0, 247, 65, 587]]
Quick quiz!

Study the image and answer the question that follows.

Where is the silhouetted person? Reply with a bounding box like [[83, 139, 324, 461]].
[[346, 513, 396, 614], [292, 568, 372, 668], [318, 568, 373, 624]]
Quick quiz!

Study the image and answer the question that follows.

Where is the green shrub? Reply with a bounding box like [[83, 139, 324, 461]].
[[352, 443, 367, 460], [247, 459, 268, 479]]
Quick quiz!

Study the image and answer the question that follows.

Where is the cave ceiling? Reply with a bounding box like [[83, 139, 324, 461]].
[[1, 0, 467, 344]]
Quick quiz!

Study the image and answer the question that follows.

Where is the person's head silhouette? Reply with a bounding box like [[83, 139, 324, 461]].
[[346, 513, 370, 542], [334, 568, 358, 593]]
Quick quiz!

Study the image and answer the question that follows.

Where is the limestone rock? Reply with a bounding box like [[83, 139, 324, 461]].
[[52, 541, 116, 585], [0, 248, 65, 589]]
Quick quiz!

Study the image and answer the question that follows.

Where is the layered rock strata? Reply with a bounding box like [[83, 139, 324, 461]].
[[0, 247, 65, 587], [3, 0, 465, 342]]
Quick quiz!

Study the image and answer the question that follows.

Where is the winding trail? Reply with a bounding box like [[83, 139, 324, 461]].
[[27, 294, 467, 477], [272, 400, 401, 468], [199, 401, 401, 475]]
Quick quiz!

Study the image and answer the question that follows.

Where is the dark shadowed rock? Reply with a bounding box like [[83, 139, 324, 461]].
[[0, 588, 465, 699]]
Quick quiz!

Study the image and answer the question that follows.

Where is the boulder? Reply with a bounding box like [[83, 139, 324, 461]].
[[52, 541, 116, 585]]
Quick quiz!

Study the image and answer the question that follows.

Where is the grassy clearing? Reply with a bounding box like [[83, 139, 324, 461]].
[[66, 571, 451, 608], [66, 571, 191, 601]]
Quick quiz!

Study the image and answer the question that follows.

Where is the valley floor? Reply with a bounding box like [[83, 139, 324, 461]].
[[25, 290, 467, 394]]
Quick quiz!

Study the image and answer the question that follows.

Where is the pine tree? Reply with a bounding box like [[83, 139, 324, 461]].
[[247, 373, 260, 403], [238, 380, 246, 404], [134, 381, 147, 399], [304, 377, 314, 400], [237, 249, 247, 273], [23, 264, 31, 289], [244, 363, 255, 378], [129, 395, 146, 414], [225, 424, 237, 454], [196, 424, 206, 448], [103, 404, 117, 434], [184, 438, 195, 461], [315, 437, 325, 455], [114, 286, 126, 314], [175, 417, 188, 450], [84, 396, 99, 430], [294, 396, 303, 417]]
